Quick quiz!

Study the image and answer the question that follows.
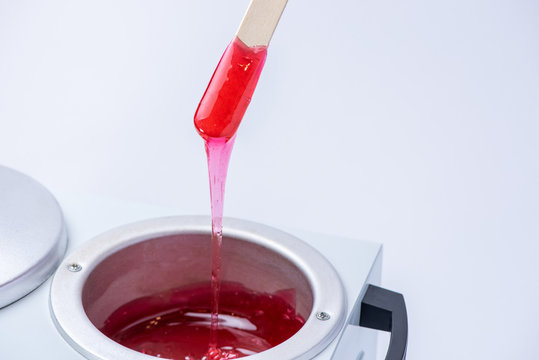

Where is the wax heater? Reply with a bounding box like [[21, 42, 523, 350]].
[[0, 167, 407, 360]]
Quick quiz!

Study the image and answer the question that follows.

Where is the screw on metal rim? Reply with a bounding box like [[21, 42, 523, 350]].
[[316, 311, 331, 321], [67, 263, 82, 272]]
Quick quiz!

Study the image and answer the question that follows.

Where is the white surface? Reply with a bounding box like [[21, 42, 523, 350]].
[[0, 192, 382, 360], [0, 1, 538, 359]]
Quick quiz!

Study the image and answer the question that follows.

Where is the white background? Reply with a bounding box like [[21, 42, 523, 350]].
[[1, 1, 538, 359]]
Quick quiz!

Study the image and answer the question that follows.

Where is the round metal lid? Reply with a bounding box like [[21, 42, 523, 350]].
[[0, 165, 67, 308]]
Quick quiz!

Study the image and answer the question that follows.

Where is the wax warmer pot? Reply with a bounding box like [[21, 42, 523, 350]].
[[49, 217, 407, 360], [0, 167, 407, 360]]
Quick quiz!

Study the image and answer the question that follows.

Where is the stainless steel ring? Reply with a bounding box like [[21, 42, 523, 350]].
[[50, 216, 346, 360]]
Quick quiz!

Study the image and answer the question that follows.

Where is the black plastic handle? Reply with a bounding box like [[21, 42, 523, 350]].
[[360, 285, 408, 360]]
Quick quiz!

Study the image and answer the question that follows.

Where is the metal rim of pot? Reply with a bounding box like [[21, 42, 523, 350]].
[[49, 216, 347, 360]]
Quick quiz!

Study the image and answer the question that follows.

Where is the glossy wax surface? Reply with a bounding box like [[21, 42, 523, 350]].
[[194, 37, 267, 140], [100, 282, 305, 360]]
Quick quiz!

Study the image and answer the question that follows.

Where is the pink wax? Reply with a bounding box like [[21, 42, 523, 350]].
[[194, 37, 267, 140], [204, 135, 236, 352], [100, 282, 305, 360], [194, 35, 269, 359]]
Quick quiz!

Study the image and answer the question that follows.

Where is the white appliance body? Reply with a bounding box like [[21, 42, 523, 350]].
[[0, 194, 382, 360]]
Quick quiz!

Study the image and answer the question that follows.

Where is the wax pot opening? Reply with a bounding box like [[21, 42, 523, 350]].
[[81, 233, 314, 359]]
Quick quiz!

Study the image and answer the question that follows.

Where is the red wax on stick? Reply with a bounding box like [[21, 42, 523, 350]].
[[194, 37, 267, 140]]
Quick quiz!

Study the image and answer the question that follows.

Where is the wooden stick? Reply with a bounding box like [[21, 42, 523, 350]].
[[236, 0, 288, 47]]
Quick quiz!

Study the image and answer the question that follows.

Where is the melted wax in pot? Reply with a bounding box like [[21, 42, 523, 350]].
[[100, 283, 305, 360]]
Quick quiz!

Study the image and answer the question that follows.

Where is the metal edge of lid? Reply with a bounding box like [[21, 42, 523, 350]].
[[0, 165, 68, 308], [49, 216, 347, 360]]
